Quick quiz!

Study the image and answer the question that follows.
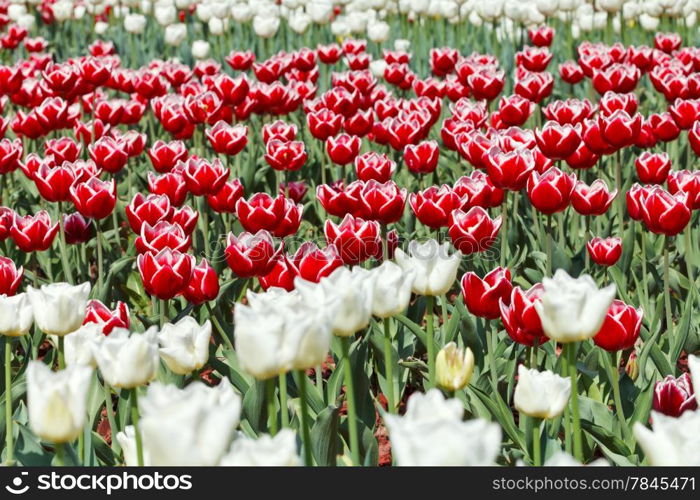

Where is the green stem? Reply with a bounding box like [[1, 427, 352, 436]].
[[295, 370, 313, 466], [615, 151, 623, 233], [160, 298, 167, 328], [383, 317, 395, 413], [532, 417, 542, 466], [340, 336, 360, 466], [54, 443, 65, 466], [57, 202, 74, 284], [566, 343, 583, 462], [130, 388, 144, 467], [58, 335, 65, 370], [663, 240, 673, 340], [484, 319, 499, 392], [96, 225, 104, 297], [425, 295, 435, 388], [102, 381, 119, 453], [500, 194, 508, 267], [603, 349, 633, 445], [266, 377, 278, 436], [4, 336, 13, 465], [546, 216, 553, 276], [640, 229, 648, 307], [279, 373, 289, 429], [685, 226, 694, 288]]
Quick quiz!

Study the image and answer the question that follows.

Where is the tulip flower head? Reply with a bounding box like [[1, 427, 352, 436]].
[[436, 342, 475, 392], [394, 239, 461, 296], [92, 327, 160, 388], [513, 365, 571, 419], [158, 316, 212, 375], [27, 281, 90, 336]]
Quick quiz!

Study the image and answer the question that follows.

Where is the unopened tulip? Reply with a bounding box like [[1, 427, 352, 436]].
[[448, 207, 502, 254], [436, 342, 475, 392], [0, 293, 33, 337], [593, 300, 643, 352], [639, 187, 691, 236], [635, 152, 671, 184], [500, 285, 546, 347], [535, 269, 616, 343], [27, 282, 90, 336], [461, 268, 513, 320], [158, 316, 211, 375], [370, 260, 415, 318], [527, 167, 576, 215], [586, 237, 622, 267], [514, 365, 571, 419], [92, 327, 159, 388], [0, 256, 22, 296]]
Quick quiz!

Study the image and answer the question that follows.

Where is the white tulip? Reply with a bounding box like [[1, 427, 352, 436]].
[[174, 0, 193, 8], [0, 294, 33, 337], [220, 429, 301, 466], [331, 17, 351, 36], [17, 14, 35, 30], [347, 11, 367, 32], [307, 1, 333, 23], [234, 290, 333, 379], [288, 10, 311, 33], [394, 239, 462, 296], [394, 39, 411, 52], [192, 40, 210, 59], [64, 323, 104, 367], [598, 0, 625, 12], [369, 59, 387, 78], [154, 1, 176, 25], [639, 13, 660, 30], [513, 365, 571, 419], [231, 3, 254, 22], [138, 380, 242, 465], [164, 23, 187, 45], [385, 389, 502, 466], [210, 0, 230, 18], [536, 0, 559, 16], [367, 20, 390, 42], [158, 316, 211, 375], [543, 452, 610, 466], [7, 4, 27, 21], [558, 0, 580, 11], [476, 0, 504, 20], [124, 13, 147, 33], [92, 328, 159, 389], [208, 17, 226, 35], [534, 269, 615, 343], [94, 21, 109, 34], [28, 282, 90, 336], [370, 261, 415, 318], [410, 0, 429, 14], [689, 355, 700, 405], [139, 0, 152, 14], [253, 14, 280, 37], [195, 2, 212, 21], [435, 342, 475, 392], [27, 362, 92, 443], [116, 425, 151, 466], [73, 4, 86, 19], [634, 411, 700, 465]]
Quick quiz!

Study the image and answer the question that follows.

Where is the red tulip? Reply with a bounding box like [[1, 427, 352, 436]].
[[668, 170, 700, 210], [83, 299, 130, 335], [690, 122, 700, 157], [668, 98, 700, 130], [500, 284, 546, 347], [125, 193, 173, 233], [0, 208, 13, 241], [225, 50, 255, 71], [0, 256, 22, 296], [497, 95, 534, 127], [430, 47, 460, 76], [182, 259, 219, 305], [0, 138, 22, 174], [279, 181, 307, 204], [572, 179, 617, 216], [147, 170, 188, 207], [181, 157, 229, 197], [514, 71, 553, 103], [44, 137, 81, 164], [453, 170, 504, 209], [205, 121, 248, 156], [653, 374, 697, 417], [461, 267, 512, 320], [639, 186, 691, 236], [527, 167, 576, 215], [63, 212, 93, 244], [88, 136, 129, 174], [225, 230, 282, 278], [404, 140, 439, 174], [135, 220, 191, 254], [598, 91, 638, 117], [455, 129, 492, 168], [592, 64, 640, 95], [262, 120, 297, 144], [206, 179, 244, 214], [466, 69, 505, 102], [593, 300, 643, 352], [355, 180, 407, 225], [147, 140, 188, 173], [137, 249, 194, 300], [516, 46, 553, 72], [307, 108, 342, 141], [409, 185, 462, 229], [534, 122, 581, 160], [543, 99, 594, 125], [581, 118, 617, 155], [626, 183, 651, 221], [485, 147, 535, 191], [597, 110, 643, 149], [291, 242, 343, 283], [587, 237, 622, 267], [559, 61, 585, 84], [69, 177, 117, 220], [205, 73, 249, 107], [528, 26, 554, 47], [648, 112, 680, 142], [448, 206, 502, 254], [635, 152, 671, 184], [236, 193, 303, 237], [326, 133, 361, 165], [565, 142, 600, 170], [324, 214, 381, 266], [654, 32, 682, 53], [10, 211, 59, 252], [259, 256, 298, 292], [34, 162, 77, 203], [264, 140, 307, 171], [354, 152, 395, 183]]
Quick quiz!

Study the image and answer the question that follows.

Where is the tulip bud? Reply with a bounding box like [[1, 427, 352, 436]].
[[27, 282, 90, 336], [513, 365, 571, 419], [158, 316, 211, 375], [0, 293, 33, 337], [92, 327, 159, 388], [436, 342, 475, 392]]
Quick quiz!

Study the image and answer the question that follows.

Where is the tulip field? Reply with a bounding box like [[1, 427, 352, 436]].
[[2, 0, 700, 470]]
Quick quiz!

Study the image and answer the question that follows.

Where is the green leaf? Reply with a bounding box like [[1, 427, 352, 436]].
[[310, 405, 339, 466]]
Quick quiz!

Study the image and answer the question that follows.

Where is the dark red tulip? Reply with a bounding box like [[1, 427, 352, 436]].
[[137, 249, 194, 300], [593, 300, 643, 352], [182, 259, 219, 305], [279, 181, 307, 204], [653, 374, 697, 417], [587, 237, 622, 267], [500, 284, 546, 347], [448, 206, 502, 254], [324, 214, 381, 266], [83, 299, 130, 335], [63, 212, 93, 244], [461, 267, 512, 320]]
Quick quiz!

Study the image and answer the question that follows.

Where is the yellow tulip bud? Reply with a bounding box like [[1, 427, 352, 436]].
[[435, 342, 474, 392]]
